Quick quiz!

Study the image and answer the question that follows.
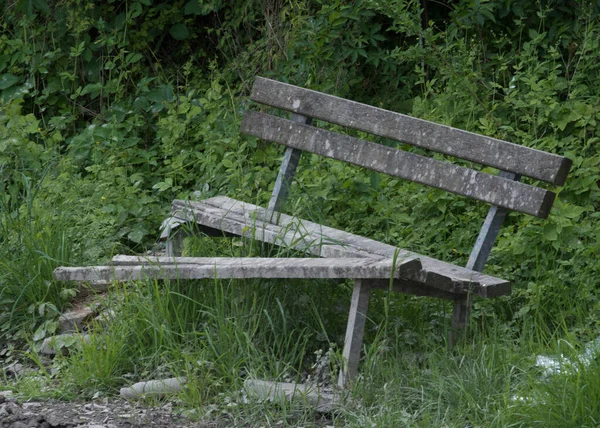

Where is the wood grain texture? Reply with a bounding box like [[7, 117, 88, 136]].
[[467, 171, 520, 271], [241, 111, 555, 218], [338, 279, 371, 388], [266, 113, 311, 218], [168, 197, 511, 297], [250, 77, 572, 185], [55, 256, 422, 282]]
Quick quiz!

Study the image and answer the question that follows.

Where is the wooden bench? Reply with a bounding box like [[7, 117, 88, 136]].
[[54, 77, 572, 388]]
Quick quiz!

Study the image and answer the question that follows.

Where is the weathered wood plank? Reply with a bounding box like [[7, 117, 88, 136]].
[[266, 113, 311, 220], [338, 279, 371, 388], [466, 171, 520, 271], [241, 111, 556, 218], [449, 294, 473, 348], [243, 379, 339, 412], [174, 197, 509, 292], [170, 199, 380, 259], [110, 255, 422, 278], [250, 77, 572, 185], [54, 256, 422, 282], [450, 171, 520, 346], [169, 197, 511, 298]]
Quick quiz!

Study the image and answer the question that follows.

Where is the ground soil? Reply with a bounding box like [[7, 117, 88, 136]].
[[0, 395, 217, 428]]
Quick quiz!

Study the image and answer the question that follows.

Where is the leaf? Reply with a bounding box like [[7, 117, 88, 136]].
[[130, 1, 143, 18], [32, 0, 50, 14], [125, 52, 143, 65], [152, 178, 173, 192], [33, 325, 47, 341], [184, 0, 202, 15], [543, 223, 558, 241], [0, 74, 19, 90], [169, 23, 190, 40], [16, 0, 33, 16], [128, 227, 146, 243], [561, 204, 586, 219]]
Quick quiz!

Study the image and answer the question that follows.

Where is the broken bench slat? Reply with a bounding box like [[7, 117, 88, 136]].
[[170, 199, 380, 259], [250, 77, 572, 186], [241, 111, 555, 218], [54, 256, 422, 282], [168, 197, 511, 298], [111, 255, 422, 278]]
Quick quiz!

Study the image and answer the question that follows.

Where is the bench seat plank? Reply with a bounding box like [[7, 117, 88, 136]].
[[168, 197, 510, 298], [53, 256, 422, 282], [250, 77, 572, 185], [241, 111, 555, 218]]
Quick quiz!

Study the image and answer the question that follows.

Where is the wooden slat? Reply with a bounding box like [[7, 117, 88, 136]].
[[241, 112, 555, 218], [266, 113, 311, 219], [169, 200, 378, 260], [54, 256, 422, 282], [250, 77, 572, 185], [111, 255, 423, 278], [338, 279, 371, 388], [168, 197, 511, 298]]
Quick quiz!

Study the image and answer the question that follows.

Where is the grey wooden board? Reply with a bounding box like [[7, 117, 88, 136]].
[[109, 255, 422, 279], [267, 113, 311, 218], [169, 197, 511, 298], [54, 256, 420, 282], [467, 171, 519, 272], [169, 200, 382, 260], [267, 146, 302, 217], [339, 279, 371, 388], [250, 77, 572, 185], [241, 111, 555, 219]]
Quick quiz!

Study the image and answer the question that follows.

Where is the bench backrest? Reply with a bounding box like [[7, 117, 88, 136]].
[[241, 77, 571, 220], [240, 77, 572, 273]]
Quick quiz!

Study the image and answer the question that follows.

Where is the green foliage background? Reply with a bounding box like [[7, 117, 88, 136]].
[[1, 0, 600, 379]]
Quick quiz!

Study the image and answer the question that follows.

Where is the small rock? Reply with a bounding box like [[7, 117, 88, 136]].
[[6, 362, 24, 377], [22, 401, 42, 409], [0, 401, 19, 417], [244, 379, 340, 412], [58, 306, 97, 333], [95, 309, 116, 323], [39, 333, 90, 355], [0, 390, 14, 400], [120, 377, 187, 399]]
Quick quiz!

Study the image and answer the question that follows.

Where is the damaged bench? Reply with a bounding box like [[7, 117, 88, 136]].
[[54, 77, 571, 388]]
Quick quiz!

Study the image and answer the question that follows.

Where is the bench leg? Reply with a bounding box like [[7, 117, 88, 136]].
[[338, 279, 371, 389], [165, 229, 188, 257], [449, 294, 472, 348]]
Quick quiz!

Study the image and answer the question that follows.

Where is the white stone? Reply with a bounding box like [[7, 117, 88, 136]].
[[120, 377, 187, 399]]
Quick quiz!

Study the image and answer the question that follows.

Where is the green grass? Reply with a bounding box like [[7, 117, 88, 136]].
[[2, 195, 599, 426], [4, 220, 600, 427], [51, 264, 600, 426], [0, 176, 78, 344]]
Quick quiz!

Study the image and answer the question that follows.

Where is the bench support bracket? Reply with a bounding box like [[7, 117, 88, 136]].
[[450, 171, 520, 346], [338, 279, 371, 388], [266, 113, 311, 221]]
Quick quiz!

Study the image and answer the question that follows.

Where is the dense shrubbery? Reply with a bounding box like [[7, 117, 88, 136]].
[[2, 0, 600, 425]]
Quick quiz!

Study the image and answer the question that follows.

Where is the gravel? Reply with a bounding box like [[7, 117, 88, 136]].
[[0, 394, 217, 428]]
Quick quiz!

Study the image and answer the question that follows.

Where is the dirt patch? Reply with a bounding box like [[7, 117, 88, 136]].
[[0, 395, 217, 428]]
